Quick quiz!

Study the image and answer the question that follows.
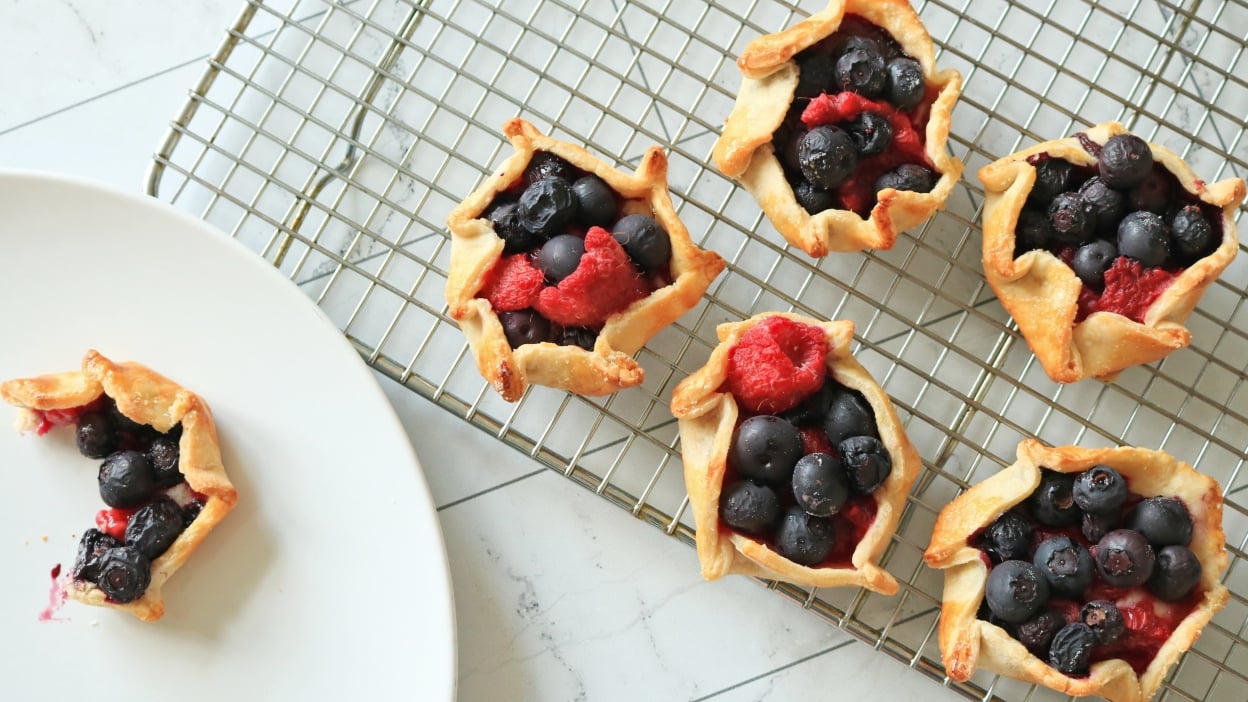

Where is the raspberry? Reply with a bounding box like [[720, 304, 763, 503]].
[[534, 227, 649, 327], [1092, 257, 1181, 323], [799, 425, 835, 456], [801, 92, 890, 127], [479, 253, 545, 312], [724, 317, 829, 414], [95, 507, 137, 541]]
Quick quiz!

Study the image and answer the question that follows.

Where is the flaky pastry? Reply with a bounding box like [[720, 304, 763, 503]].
[[979, 121, 1245, 383], [2, 350, 237, 622], [446, 118, 725, 401], [712, 0, 963, 256], [671, 313, 921, 593], [924, 439, 1228, 702]]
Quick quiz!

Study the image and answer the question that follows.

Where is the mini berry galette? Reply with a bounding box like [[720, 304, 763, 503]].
[[712, 0, 963, 256], [446, 118, 725, 401], [671, 314, 921, 593], [980, 121, 1246, 383], [1, 351, 237, 622], [924, 440, 1228, 702]]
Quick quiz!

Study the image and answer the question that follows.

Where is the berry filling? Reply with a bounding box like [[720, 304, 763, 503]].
[[774, 15, 939, 218], [1015, 133, 1222, 324], [716, 318, 887, 569], [37, 396, 202, 604], [974, 465, 1203, 676], [479, 150, 674, 350], [533, 227, 650, 327]]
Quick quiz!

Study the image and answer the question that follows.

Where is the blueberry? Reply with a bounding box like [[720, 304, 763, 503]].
[[1015, 209, 1054, 255], [1082, 511, 1117, 544], [720, 480, 781, 535], [985, 560, 1050, 624], [148, 432, 184, 488], [1028, 159, 1073, 209], [183, 500, 205, 526], [75, 411, 117, 460], [1047, 192, 1096, 244], [794, 181, 836, 214], [524, 151, 579, 185], [875, 164, 936, 194], [780, 379, 838, 427], [838, 435, 892, 494], [1016, 608, 1065, 658], [979, 511, 1034, 563], [1095, 529, 1156, 588], [1117, 211, 1170, 267], [1149, 544, 1202, 602], [1027, 470, 1079, 528], [836, 46, 887, 97], [1099, 134, 1154, 189], [1129, 168, 1172, 214], [791, 453, 850, 517], [728, 415, 804, 485], [1078, 176, 1127, 233], [518, 177, 578, 238], [796, 52, 837, 99], [558, 327, 597, 351], [847, 111, 893, 156], [1127, 496, 1193, 547], [571, 175, 617, 227], [1049, 623, 1097, 676], [94, 546, 152, 603], [125, 497, 186, 559], [72, 528, 121, 582], [1070, 240, 1118, 289], [776, 128, 804, 176], [822, 386, 879, 446], [832, 36, 886, 61], [537, 234, 586, 283], [487, 201, 540, 254], [1033, 535, 1095, 598], [774, 506, 836, 566], [885, 57, 925, 110], [1170, 205, 1216, 261], [98, 450, 156, 509], [612, 213, 671, 274], [1080, 600, 1126, 645], [1072, 465, 1127, 515], [498, 309, 552, 348], [798, 126, 858, 190], [977, 600, 1015, 631], [108, 401, 150, 438]]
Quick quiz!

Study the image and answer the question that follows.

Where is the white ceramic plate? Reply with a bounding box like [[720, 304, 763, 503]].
[[0, 172, 456, 699]]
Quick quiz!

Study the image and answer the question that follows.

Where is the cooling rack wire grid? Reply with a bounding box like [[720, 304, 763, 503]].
[[144, 1, 1248, 699]]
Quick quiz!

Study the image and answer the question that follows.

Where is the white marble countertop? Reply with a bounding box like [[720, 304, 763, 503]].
[[0, 3, 970, 698], [8, 2, 1243, 701]]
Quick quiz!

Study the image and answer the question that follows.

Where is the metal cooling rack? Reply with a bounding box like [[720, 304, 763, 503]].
[[144, 1, 1248, 699]]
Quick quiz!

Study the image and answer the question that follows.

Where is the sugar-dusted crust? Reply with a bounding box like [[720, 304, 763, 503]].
[[446, 118, 725, 401], [711, 0, 964, 256], [979, 121, 1246, 383], [671, 313, 921, 593], [1, 350, 237, 622], [924, 439, 1229, 702]]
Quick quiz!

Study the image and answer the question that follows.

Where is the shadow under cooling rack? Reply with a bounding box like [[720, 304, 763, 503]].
[[146, 1, 1248, 700]]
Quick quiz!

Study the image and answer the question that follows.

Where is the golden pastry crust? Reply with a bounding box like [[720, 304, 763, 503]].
[[671, 313, 921, 593], [979, 121, 1246, 383], [712, 0, 964, 256], [446, 118, 725, 401], [924, 439, 1229, 702], [1, 350, 237, 622]]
